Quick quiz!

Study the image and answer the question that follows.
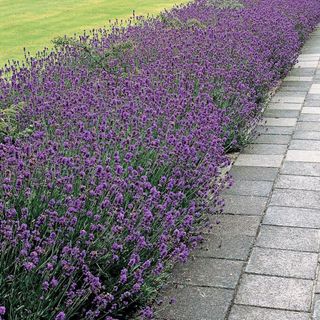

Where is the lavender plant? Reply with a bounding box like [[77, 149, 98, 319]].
[[0, 0, 320, 319]]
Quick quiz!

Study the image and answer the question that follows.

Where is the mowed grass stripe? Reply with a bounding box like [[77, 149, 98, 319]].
[[0, 0, 188, 65]]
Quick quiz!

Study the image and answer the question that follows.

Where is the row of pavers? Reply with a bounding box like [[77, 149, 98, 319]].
[[156, 26, 320, 320]]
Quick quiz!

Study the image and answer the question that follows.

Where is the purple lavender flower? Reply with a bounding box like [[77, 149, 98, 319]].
[[55, 312, 66, 320], [0, 307, 5, 315], [119, 268, 128, 284], [140, 307, 153, 319]]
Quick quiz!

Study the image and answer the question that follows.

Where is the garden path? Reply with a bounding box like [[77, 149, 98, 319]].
[[156, 25, 320, 320]]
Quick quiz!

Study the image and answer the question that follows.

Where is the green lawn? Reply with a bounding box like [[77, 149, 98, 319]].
[[0, 0, 188, 66]]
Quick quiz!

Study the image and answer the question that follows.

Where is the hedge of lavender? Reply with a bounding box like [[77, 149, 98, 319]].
[[1, 0, 320, 319]]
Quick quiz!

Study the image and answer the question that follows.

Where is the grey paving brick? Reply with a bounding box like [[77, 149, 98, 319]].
[[299, 53, 320, 60], [276, 91, 307, 98], [264, 109, 300, 118], [305, 38, 320, 46], [263, 206, 320, 229], [281, 161, 320, 176], [256, 126, 294, 135], [270, 189, 320, 209], [235, 274, 313, 312], [246, 247, 317, 279], [268, 102, 302, 110], [195, 233, 254, 261], [282, 79, 312, 85], [306, 93, 320, 101], [294, 55, 318, 62], [284, 75, 313, 81], [299, 114, 320, 121], [295, 61, 318, 68], [303, 97, 320, 106], [254, 134, 291, 145], [256, 225, 320, 252], [301, 105, 320, 114], [310, 83, 320, 94], [234, 154, 283, 167], [304, 37, 320, 43], [303, 42, 320, 49], [229, 166, 278, 181], [303, 48, 320, 54], [280, 86, 310, 92], [305, 92, 320, 99], [289, 68, 316, 76], [296, 122, 320, 131], [285, 74, 313, 81], [293, 130, 320, 140], [302, 107, 320, 114], [242, 144, 287, 155], [290, 139, 320, 151], [300, 100, 320, 107], [229, 305, 310, 320], [224, 180, 273, 197], [157, 285, 233, 320], [305, 33, 320, 39], [263, 118, 297, 126], [275, 174, 320, 191], [286, 150, 320, 162], [223, 195, 268, 215], [270, 96, 305, 104], [173, 258, 243, 289], [315, 271, 320, 294], [303, 100, 320, 107], [301, 96, 320, 103], [313, 294, 320, 320], [207, 214, 261, 236]]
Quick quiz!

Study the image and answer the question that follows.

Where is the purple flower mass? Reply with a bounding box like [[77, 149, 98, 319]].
[[0, 0, 320, 318]]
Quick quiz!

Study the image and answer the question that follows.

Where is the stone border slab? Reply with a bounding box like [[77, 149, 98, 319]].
[[234, 154, 284, 167]]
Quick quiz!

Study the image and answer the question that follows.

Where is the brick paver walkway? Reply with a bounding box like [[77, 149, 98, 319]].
[[156, 26, 320, 320]]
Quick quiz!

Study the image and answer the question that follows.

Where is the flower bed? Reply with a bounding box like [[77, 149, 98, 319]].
[[0, 0, 320, 319]]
